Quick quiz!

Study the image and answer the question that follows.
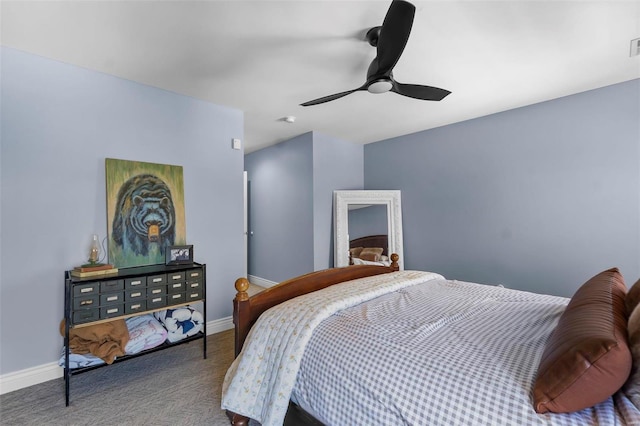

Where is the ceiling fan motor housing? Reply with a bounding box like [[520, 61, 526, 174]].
[[368, 79, 393, 94]]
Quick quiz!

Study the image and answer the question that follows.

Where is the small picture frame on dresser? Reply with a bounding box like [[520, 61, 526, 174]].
[[166, 245, 194, 265]]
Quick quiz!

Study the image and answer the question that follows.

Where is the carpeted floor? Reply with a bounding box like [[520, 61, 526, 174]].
[[1, 329, 235, 426], [0, 284, 279, 426]]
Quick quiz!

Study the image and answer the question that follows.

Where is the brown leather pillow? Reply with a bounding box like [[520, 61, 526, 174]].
[[349, 247, 364, 258], [359, 247, 384, 262], [533, 267, 632, 413], [626, 278, 640, 316]]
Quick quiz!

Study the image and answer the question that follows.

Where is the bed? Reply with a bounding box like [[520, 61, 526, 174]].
[[348, 234, 391, 266], [222, 258, 640, 425]]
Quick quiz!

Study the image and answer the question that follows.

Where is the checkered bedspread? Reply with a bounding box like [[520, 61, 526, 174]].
[[222, 270, 444, 426], [292, 278, 640, 425]]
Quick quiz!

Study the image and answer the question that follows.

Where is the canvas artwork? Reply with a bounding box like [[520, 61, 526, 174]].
[[105, 158, 187, 268]]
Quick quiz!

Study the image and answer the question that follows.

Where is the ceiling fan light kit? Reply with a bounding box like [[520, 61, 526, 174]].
[[301, 0, 451, 107]]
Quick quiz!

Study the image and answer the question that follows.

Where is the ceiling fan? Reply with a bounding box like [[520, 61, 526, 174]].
[[300, 0, 451, 107]]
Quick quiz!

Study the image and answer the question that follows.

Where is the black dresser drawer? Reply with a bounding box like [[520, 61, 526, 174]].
[[126, 288, 147, 301], [73, 283, 99, 297], [148, 295, 166, 309], [168, 282, 185, 293], [168, 292, 186, 304], [101, 305, 124, 319], [73, 294, 99, 310], [187, 281, 202, 291], [125, 277, 146, 290], [148, 286, 166, 297], [186, 269, 202, 281], [100, 292, 124, 306], [186, 290, 203, 301], [168, 271, 185, 283], [147, 274, 167, 286], [73, 309, 99, 324], [100, 279, 124, 293], [125, 300, 147, 315]]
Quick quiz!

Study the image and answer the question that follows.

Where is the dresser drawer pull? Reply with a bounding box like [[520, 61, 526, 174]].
[[171, 294, 181, 299], [80, 300, 94, 306], [152, 297, 162, 303], [172, 274, 181, 280], [107, 295, 119, 302], [190, 283, 199, 288], [79, 312, 93, 319], [80, 287, 95, 293], [107, 308, 118, 314], [172, 283, 181, 288], [152, 278, 162, 283], [190, 293, 199, 298], [151, 288, 162, 294], [131, 280, 142, 285], [190, 272, 200, 277], [131, 303, 141, 309], [131, 292, 142, 297]]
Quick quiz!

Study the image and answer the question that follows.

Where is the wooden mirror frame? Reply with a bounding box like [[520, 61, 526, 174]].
[[333, 190, 404, 270]]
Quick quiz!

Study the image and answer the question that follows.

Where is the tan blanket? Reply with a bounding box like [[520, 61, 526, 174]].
[[60, 319, 129, 364]]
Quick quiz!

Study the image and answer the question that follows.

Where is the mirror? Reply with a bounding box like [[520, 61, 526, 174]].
[[334, 190, 403, 270]]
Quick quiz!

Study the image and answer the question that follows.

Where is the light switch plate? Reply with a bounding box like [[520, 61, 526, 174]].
[[232, 138, 242, 150]]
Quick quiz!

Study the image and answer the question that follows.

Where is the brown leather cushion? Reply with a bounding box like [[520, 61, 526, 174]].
[[359, 247, 384, 262], [626, 278, 640, 316], [533, 267, 632, 413]]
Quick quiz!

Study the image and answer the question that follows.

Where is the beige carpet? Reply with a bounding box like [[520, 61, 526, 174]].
[[247, 283, 266, 297]]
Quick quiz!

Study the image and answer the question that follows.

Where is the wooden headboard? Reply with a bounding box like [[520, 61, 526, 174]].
[[349, 234, 388, 256], [232, 256, 399, 357]]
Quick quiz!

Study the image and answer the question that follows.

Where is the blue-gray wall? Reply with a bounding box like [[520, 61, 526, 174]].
[[245, 131, 362, 282], [312, 132, 364, 270], [365, 79, 640, 297], [245, 133, 315, 282], [0, 47, 245, 375]]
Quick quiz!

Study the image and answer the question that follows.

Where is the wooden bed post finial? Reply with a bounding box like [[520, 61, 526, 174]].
[[235, 277, 250, 301], [390, 253, 399, 270]]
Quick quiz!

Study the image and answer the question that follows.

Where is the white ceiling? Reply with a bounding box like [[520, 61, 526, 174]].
[[2, 1, 639, 153]]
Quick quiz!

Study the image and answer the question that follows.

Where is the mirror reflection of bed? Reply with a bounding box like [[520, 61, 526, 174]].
[[347, 202, 390, 266], [348, 234, 391, 266], [334, 190, 403, 269]]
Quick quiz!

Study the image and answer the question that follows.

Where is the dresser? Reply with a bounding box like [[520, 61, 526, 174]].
[[63, 263, 206, 406]]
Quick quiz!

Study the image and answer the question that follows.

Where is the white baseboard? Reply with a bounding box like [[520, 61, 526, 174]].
[[0, 361, 63, 396], [206, 315, 234, 334], [248, 275, 278, 288], [0, 316, 234, 396]]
